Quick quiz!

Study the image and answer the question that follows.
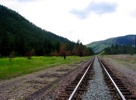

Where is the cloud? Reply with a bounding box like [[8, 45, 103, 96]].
[[70, 1, 117, 19], [17, 0, 36, 2], [130, 10, 136, 18], [70, 9, 89, 19], [89, 2, 117, 15]]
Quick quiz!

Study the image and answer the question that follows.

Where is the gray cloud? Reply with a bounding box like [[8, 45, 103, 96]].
[[70, 2, 117, 19]]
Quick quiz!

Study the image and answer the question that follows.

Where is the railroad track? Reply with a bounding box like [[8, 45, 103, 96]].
[[57, 56, 136, 100], [56, 58, 95, 100], [99, 58, 136, 100]]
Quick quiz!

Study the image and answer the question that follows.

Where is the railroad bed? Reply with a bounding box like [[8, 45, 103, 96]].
[[57, 56, 136, 100]]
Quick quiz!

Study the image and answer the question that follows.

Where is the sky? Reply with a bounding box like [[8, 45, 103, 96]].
[[1, 0, 136, 44]]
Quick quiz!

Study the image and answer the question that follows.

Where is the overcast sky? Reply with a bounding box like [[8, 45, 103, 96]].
[[1, 0, 136, 44]]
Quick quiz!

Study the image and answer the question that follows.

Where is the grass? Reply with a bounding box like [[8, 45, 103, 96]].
[[100, 55, 136, 71], [0, 56, 91, 80], [105, 55, 136, 64]]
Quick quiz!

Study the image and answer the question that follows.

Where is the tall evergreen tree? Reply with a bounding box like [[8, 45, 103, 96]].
[[0, 32, 10, 56]]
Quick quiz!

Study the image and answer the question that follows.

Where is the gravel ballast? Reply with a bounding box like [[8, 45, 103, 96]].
[[82, 57, 112, 100]]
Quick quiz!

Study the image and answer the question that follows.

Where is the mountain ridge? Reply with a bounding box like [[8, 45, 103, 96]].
[[87, 35, 136, 53], [0, 5, 73, 56], [0, 5, 93, 57]]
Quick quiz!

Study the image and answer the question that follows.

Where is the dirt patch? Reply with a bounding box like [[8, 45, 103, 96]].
[[101, 55, 136, 96]]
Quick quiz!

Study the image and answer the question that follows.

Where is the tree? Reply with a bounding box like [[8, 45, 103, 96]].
[[9, 51, 14, 62], [51, 50, 59, 56], [78, 43, 84, 57], [128, 44, 134, 55], [14, 33, 26, 56], [135, 36, 136, 53], [72, 45, 78, 55], [0, 32, 11, 56], [59, 43, 67, 59], [26, 49, 35, 59], [88, 47, 94, 55], [104, 44, 135, 55]]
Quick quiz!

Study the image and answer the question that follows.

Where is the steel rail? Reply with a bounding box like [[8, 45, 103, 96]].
[[99, 60, 126, 100], [68, 60, 93, 100]]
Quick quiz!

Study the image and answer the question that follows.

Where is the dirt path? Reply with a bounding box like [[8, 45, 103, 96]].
[[0, 59, 89, 100]]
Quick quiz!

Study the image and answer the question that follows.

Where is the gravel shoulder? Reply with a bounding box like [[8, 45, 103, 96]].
[[0, 59, 89, 100], [100, 55, 136, 96]]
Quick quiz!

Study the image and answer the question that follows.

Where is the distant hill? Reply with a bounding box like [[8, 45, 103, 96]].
[[86, 35, 136, 53], [0, 5, 73, 56]]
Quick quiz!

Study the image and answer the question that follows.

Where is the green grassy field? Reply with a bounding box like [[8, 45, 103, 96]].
[[0, 56, 91, 80]]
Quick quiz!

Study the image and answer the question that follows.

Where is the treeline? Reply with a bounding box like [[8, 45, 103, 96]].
[[0, 32, 94, 57], [103, 44, 136, 55], [0, 5, 94, 57], [58, 40, 94, 57]]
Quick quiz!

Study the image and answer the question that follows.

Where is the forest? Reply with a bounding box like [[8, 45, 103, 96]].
[[103, 44, 136, 55], [0, 5, 94, 57]]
